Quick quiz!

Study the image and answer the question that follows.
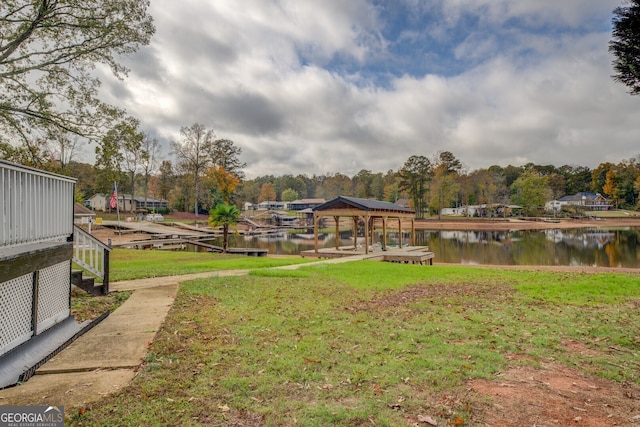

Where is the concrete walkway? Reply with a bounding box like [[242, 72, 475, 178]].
[[0, 270, 244, 409]]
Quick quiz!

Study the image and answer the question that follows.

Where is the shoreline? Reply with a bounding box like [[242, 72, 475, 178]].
[[412, 217, 640, 231], [89, 216, 640, 247]]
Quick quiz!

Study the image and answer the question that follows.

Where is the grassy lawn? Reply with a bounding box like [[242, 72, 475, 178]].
[[69, 261, 640, 426], [109, 249, 314, 281]]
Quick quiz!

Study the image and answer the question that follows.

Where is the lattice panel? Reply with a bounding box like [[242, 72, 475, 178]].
[[36, 261, 70, 333], [0, 274, 33, 353]]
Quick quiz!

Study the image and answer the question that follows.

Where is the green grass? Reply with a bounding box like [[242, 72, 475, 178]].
[[68, 260, 640, 426], [108, 248, 314, 281]]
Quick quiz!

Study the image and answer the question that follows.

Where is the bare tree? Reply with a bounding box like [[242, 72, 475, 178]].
[[49, 132, 83, 173], [141, 135, 161, 208], [171, 123, 214, 220]]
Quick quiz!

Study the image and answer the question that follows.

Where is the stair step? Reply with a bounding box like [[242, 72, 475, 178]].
[[71, 270, 107, 296]]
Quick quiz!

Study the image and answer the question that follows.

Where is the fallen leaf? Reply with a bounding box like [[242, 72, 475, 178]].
[[218, 404, 230, 412], [417, 414, 438, 425]]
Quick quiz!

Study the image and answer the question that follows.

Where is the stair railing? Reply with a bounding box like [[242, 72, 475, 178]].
[[72, 225, 112, 291]]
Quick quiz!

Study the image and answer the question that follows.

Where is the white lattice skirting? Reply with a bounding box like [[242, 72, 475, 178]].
[[0, 261, 70, 356]]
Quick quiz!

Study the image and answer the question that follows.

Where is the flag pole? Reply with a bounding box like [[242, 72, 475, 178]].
[[114, 181, 121, 232]]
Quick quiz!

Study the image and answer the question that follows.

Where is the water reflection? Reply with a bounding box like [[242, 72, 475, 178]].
[[194, 228, 639, 268]]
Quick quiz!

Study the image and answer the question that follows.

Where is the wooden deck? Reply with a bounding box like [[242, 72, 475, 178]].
[[382, 251, 434, 265], [300, 246, 434, 264], [114, 238, 267, 256]]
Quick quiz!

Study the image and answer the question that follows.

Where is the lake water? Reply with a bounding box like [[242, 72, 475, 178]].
[[198, 227, 640, 268]]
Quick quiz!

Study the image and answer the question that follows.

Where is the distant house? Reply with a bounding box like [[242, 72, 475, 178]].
[[256, 200, 288, 210], [87, 193, 168, 212], [74, 203, 96, 231], [88, 193, 107, 211], [394, 198, 410, 209], [546, 192, 611, 212], [289, 198, 325, 211]]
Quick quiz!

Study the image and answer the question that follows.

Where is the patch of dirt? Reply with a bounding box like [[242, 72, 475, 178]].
[[348, 283, 514, 313], [469, 360, 640, 426]]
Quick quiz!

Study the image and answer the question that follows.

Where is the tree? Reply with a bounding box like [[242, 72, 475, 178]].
[[0, 0, 155, 143], [208, 203, 240, 252], [0, 138, 53, 169], [603, 170, 621, 207], [610, 0, 640, 95], [210, 139, 246, 179], [157, 161, 174, 202], [49, 131, 83, 174], [258, 183, 277, 202], [433, 151, 462, 175], [140, 135, 161, 209], [171, 123, 215, 219], [591, 162, 615, 194], [353, 169, 373, 198], [430, 151, 462, 218], [206, 165, 240, 205], [281, 188, 299, 202], [317, 173, 352, 199], [118, 118, 144, 212], [398, 155, 432, 218], [95, 125, 125, 194], [236, 180, 261, 205], [510, 170, 551, 210], [430, 173, 460, 218]]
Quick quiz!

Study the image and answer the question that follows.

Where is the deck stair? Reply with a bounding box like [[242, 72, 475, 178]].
[[72, 225, 111, 295], [70, 270, 105, 296]]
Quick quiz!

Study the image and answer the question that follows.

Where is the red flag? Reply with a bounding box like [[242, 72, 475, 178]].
[[110, 189, 117, 209]]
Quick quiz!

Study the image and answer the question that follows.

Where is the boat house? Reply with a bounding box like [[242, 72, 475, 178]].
[[311, 196, 416, 255]]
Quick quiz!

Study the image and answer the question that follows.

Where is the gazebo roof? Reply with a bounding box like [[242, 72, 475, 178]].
[[313, 196, 415, 215]]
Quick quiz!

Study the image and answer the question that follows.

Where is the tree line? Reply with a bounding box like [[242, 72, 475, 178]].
[[4, 128, 640, 218], [238, 151, 640, 218]]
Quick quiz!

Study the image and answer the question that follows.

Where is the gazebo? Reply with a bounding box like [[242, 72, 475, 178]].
[[312, 196, 416, 255]]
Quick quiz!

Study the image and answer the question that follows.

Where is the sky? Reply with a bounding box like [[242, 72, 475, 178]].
[[96, 0, 640, 179]]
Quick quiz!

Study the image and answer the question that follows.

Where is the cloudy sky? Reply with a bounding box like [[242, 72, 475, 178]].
[[98, 0, 639, 179]]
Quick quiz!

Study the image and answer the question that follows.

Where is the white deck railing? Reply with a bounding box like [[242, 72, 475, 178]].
[[73, 225, 111, 284], [1, 159, 75, 248]]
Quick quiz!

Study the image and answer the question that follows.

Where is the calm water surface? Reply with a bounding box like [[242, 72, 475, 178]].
[[198, 227, 640, 268]]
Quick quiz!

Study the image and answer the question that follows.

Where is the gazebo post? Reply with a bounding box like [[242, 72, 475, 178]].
[[364, 213, 370, 254], [398, 218, 403, 248], [353, 216, 358, 250], [411, 218, 415, 246], [314, 213, 319, 255], [382, 216, 387, 250], [334, 216, 340, 250]]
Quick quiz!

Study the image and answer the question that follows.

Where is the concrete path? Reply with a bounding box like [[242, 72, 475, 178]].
[[0, 271, 237, 409]]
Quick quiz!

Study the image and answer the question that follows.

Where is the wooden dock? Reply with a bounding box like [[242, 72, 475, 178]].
[[382, 251, 434, 265], [186, 240, 268, 256], [112, 238, 268, 256], [300, 246, 434, 264]]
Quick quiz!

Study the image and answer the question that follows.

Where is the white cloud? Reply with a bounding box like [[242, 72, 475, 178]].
[[94, 0, 640, 179]]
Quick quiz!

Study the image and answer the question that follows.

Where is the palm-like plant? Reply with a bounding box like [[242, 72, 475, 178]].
[[208, 203, 241, 252]]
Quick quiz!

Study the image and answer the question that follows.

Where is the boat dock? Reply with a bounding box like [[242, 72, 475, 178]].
[[300, 246, 434, 264]]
